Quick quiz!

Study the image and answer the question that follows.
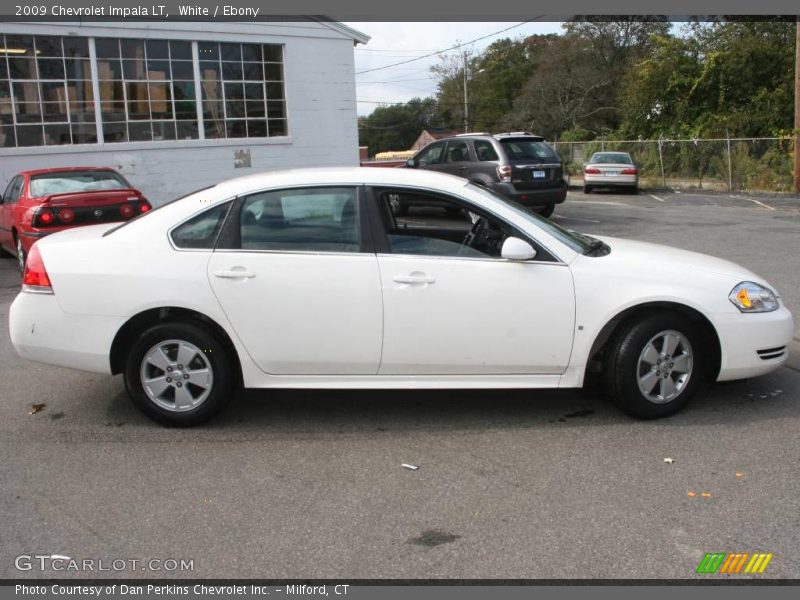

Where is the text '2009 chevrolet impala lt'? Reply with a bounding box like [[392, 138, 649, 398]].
[[8, 167, 794, 426]]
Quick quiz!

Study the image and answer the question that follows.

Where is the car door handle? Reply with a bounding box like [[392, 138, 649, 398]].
[[213, 269, 255, 279], [393, 273, 436, 285]]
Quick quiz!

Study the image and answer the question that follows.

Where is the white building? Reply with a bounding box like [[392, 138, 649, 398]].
[[0, 19, 369, 203]]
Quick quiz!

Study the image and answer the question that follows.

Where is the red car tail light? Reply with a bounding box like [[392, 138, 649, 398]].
[[622, 167, 638, 175], [58, 208, 75, 223], [34, 209, 55, 227], [120, 204, 135, 218], [496, 165, 512, 183], [585, 167, 601, 174], [22, 244, 53, 293], [139, 202, 151, 213]]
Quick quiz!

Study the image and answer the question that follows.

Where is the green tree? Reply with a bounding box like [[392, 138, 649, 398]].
[[358, 97, 440, 156]]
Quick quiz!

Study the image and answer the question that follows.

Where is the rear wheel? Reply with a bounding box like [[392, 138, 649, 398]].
[[605, 313, 705, 419], [15, 236, 26, 273], [537, 204, 555, 218], [124, 321, 234, 426]]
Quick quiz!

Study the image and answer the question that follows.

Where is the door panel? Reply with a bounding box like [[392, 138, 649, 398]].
[[377, 255, 575, 375], [208, 252, 383, 375]]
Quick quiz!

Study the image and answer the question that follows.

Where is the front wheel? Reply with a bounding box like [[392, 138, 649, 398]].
[[605, 313, 705, 419], [124, 321, 234, 426]]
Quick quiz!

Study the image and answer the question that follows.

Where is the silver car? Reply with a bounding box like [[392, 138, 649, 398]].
[[583, 151, 638, 194]]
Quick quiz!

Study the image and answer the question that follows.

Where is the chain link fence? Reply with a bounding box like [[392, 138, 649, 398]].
[[552, 137, 796, 194]]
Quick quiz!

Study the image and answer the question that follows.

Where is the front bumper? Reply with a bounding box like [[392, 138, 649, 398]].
[[715, 305, 795, 381], [9, 291, 124, 374], [489, 180, 568, 206]]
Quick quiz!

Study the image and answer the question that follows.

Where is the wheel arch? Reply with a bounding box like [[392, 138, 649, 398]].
[[109, 306, 243, 386], [585, 301, 721, 381]]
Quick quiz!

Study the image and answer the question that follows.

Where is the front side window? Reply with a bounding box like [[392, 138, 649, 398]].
[[29, 170, 129, 197], [416, 142, 444, 166], [234, 187, 360, 253], [376, 188, 514, 259], [171, 201, 231, 249]]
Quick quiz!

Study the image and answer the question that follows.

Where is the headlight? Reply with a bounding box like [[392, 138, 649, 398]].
[[728, 281, 779, 313]]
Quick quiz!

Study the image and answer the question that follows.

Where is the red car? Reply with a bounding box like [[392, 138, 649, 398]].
[[0, 167, 151, 272]]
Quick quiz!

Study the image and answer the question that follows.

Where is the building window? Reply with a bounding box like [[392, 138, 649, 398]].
[[95, 37, 199, 143], [198, 42, 287, 139], [1, 34, 287, 148], [1, 34, 95, 147]]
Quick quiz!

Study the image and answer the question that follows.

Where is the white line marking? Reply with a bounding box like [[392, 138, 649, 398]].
[[729, 194, 776, 211], [649, 193, 665, 202], [553, 215, 601, 224]]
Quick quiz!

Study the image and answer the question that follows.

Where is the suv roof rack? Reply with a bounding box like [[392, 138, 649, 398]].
[[453, 132, 492, 137], [494, 131, 540, 138]]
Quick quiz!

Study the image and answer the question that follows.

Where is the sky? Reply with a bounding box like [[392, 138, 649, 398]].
[[345, 22, 564, 116]]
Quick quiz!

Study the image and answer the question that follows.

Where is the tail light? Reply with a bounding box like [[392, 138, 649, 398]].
[[58, 208, 75, 224], [585, 167, 601, 174], [22, 244, 53, 293], [120, 204, 135, 218], [33, 208, 55, 227], [622, 167, 638, 175], [496, 165, 512, 183], [139, 201, 151, 213]]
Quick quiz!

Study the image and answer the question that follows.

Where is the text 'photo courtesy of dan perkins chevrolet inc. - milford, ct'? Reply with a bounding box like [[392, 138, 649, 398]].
[[37, 5, 261, 17]]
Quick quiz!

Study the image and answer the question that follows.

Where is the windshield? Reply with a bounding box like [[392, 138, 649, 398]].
[[465, 183, 591, 254], [29, 171, 130, 197], [499, 139, 559, 162], [589, 153, 633, 165]]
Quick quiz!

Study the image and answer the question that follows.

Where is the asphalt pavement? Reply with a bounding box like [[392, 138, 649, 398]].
[[1, 189, 798, 580]]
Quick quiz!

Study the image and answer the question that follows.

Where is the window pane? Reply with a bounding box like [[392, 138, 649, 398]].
[[95, 38, 120, 58], [204, 118, 225, 139], [171, 60, 194, 80], [176, 120, 199, 140], [65, 57, 91, 79], [224, 82, 244, 101], [121, 39, 145, 59], [220, 43, 241, 61], [171, 202, 230, 249], [221, 61, 243, 80], [100, 100, 126, 120], [63, 38, 89, 58], [199, 61, 220, 80], [267, 100, 285, 119], [1, 122, 17, 147], [103, 121, 128, 142], [239, 188, 359, 252], [37, 58, 65, 79], [16, 124, 44, 146], [226, 101, 245, 118], [36, 37, 63, 57], [268, 119, 287, 136], [246, 119, 266, 137], [152, 120, 176, 141], [42, 102, 68, 122], [170, 41, 192, 60], [0, 58, 8, 79], [266, 82, 284, 100], [66, 81, 94, 104], [96, 58, 123, 79], [198, 42, 219, 60], [45, 123, 71, 145], [263, 45, 282, 62], [6, 36, 34, 55], [244, 83, 263, 100], [128, 121, 153, 141], [245, 101, 264, 118], [225, 120, 247, 138], [99, 80, 124, 102], [147, 60, 171, 79], [71, 123, 97, 144], [146, 40, 169, 59], [264, 63, 282, 81], [241, 44, 260, 62], [9, 58, 37, 79], [123, 59, 147, 80], [242, 62, 262, 81]]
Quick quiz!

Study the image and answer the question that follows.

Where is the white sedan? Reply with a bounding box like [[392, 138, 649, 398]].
[[9, 167, 794, 426]]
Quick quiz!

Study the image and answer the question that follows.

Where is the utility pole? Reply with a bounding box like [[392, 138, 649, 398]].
[[794, 17, 800, 194], [462, 51, 469, 133]]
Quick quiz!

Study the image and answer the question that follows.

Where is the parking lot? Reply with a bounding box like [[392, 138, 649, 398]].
[[1, 189, 799, 580]]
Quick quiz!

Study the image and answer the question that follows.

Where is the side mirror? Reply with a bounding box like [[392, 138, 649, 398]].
[[501, 237, 537, 261], [406, 158, 416, 168]]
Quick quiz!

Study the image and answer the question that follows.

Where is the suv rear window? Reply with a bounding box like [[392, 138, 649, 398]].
[[499, 139, 559, 162], [29, 170, 130, 197]]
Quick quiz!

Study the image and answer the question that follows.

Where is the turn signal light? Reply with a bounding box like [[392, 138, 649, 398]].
[[22, 244, 53, 293], [58, 208, 75, 223], [120, 204, 135, 218], [139, 202, 151, 213]]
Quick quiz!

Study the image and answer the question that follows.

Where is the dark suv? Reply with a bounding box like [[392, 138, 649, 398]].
[[405, 132, 567, 217]]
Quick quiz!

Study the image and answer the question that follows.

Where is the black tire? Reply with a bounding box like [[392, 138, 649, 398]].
[[124, 321, 234, 426], [604, 313, 706, 419], [583, 185, 592, 194], [537, 204, 555, 218], [15, 235, 26, 274]]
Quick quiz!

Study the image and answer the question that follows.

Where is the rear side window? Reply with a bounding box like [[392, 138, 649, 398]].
[[474, 140, 499, 162], [500, 139, 559, 162], [445, 141, 470, 163], [235, 187, 360, 253], [171, 202, 231, 249]]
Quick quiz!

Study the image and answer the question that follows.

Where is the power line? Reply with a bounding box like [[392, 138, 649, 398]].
[[354, 19, 543, 75]]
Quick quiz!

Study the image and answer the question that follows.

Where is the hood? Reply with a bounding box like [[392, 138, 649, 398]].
[[593, 235, 764, 283]]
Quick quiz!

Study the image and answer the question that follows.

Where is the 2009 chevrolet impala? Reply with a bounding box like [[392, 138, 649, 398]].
[[9, 167, 794, 425]]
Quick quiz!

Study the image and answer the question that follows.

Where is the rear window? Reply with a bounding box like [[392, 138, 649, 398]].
[[589, 153, 633, 164], [499, 139, 559, 162], [29, 170, 130, 197]]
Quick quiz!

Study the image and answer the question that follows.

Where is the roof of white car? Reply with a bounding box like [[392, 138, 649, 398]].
[[212, 166, 470, 196]]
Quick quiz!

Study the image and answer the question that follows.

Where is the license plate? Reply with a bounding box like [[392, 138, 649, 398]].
[[605, 170, 619, 176], [532, 170, 546, 179]]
